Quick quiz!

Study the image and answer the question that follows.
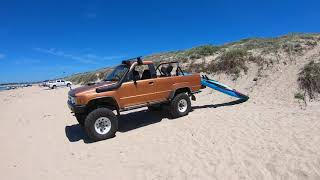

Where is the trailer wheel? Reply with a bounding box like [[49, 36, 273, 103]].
[[170, 93, 191, 118], [84, 108, 118, 141]]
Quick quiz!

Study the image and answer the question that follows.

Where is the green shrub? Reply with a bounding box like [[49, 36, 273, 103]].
[[187, 59, 207, 73], [224, 37, 282, 53], [185, 45, 220, 58], [305, 41, 317, 47], [294, 92, 305, 101], [207, 49, 249, 78], [297, 61, 320, 99], [66, 67, 113, 85], [247, 55, 266, 66], [98, 72, 105, 80], [282, 43, 304, 55], [224, 33, 320, 55], [75, 73, 98, 85]]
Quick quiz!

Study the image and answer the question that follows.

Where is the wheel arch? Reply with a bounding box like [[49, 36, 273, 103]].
[[169, 87, 191, 100], [87, 97, 120, 115]]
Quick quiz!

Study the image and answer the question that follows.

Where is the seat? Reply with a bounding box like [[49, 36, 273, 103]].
[[176, 68, 180, 76], [141, 69, 151, 80], [166, 65, 173, 76], [133, 70, 140, 81], [160, 66, 168, 77]]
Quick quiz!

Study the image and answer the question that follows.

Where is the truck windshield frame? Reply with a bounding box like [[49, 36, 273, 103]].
[[105, 65, 129, 82]]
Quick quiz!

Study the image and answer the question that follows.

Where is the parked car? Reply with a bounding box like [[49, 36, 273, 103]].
[[48, 80, 72, 89], [41, 81, 48, 87], [22, 84, 32, 87]]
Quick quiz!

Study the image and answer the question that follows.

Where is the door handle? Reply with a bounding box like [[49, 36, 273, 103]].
[[149, 81, 154, 85]]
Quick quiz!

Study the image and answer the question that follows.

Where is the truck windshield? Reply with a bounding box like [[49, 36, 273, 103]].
[[105, 65, 129, 81]]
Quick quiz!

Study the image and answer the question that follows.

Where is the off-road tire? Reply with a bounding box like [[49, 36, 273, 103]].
[[67, 83, 71, 87], [52, 85, 56, 89], [84, 108, 118, 141], [170, 93, 191, 118], [75, 113, 86, 126]]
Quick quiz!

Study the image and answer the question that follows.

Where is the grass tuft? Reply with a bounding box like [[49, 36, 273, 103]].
[[294, 92, 305, 101], [297, 61, 320, 99], [67, 68, 112, 85], [185, 45, 220, 58], [206, 49, 249, 79]]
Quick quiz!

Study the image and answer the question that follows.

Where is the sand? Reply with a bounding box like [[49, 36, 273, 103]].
[[0, 81, 319, 180], [1, 45, 320, 180]]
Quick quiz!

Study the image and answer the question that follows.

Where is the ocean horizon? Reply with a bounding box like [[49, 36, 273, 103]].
[[0, 86, 9, 91]]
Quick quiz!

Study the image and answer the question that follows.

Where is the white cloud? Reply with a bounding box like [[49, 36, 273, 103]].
[[34, 48, 124, 64], [14, 59, 41, 65], [34, 48, 94, 64], [0, 53, 6, 59]]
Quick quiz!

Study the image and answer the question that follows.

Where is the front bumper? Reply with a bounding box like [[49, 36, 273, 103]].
[[67, 100, 87, 114]]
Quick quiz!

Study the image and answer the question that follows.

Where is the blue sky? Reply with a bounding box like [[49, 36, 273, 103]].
[[0, 0, 319, 83]]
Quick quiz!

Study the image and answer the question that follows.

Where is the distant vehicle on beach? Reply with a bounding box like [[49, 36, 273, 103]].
[[0, 86, 17, 91], [48, 80, 72, 89], [0, 86, 10, 91], [41, 81, 50, 87], [21, 84, 32, 87]]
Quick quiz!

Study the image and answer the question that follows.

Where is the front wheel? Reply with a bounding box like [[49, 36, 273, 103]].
[[84, 108, 118, 141], [170, 93, 191, 118], [67, 83, 71, 87], [51, 85, 56, 89]]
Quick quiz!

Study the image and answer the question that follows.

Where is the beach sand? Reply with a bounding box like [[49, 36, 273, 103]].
[[0, 78, 320, 180]]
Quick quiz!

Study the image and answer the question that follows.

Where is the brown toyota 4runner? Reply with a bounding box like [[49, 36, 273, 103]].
[[68, 57, 202, 141]]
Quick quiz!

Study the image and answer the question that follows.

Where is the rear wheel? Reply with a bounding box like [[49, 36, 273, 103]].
[[67, 83, 71, 87], [84, 108, 118, 141], [170, 93, 191, 118]]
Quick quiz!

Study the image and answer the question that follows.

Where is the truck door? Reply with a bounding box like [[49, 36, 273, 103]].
[[61, 80, 65, 86], [56, 80, 61, 86], [118, 64, 156, 108], [153, 63, 177, 102], [134, 64, 156, 105]]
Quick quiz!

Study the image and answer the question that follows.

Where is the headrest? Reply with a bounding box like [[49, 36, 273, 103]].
[[167, 65, 173, 74], [133, 70, 140, 80], [161, 66, 167, 74]]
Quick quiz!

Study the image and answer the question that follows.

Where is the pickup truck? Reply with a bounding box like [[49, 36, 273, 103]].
[[49, 80, 72, 89], [68, 57, 202, 141]]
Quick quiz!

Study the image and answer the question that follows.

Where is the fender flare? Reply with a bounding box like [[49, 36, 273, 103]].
[[169, 87, 191, 100], [87, 96, 120, 115]]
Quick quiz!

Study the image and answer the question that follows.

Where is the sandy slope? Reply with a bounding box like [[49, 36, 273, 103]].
[[0, 85, 319, 180], [1, 47, 320, 179]]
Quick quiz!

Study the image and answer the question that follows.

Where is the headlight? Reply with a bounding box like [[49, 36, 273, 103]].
[[68, 96, 77, 105]]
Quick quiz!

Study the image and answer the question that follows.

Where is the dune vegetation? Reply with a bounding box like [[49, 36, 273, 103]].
[[65, 33, 320, 100], [298, 60, 320, 99]]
